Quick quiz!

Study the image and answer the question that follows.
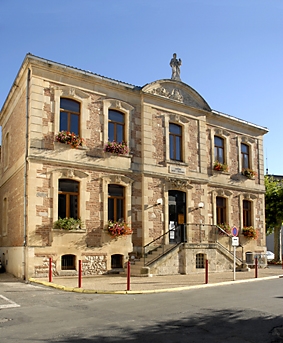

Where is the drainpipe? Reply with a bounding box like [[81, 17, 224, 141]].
[[23, 68, 31, 280]]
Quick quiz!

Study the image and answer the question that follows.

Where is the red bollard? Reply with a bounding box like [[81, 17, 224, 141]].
[[49, 257, 52, 283], [205, 259, 208, 284], [127, 260, 131, 291], [255, 257, 258, 278], [78, 260, 82, 288]]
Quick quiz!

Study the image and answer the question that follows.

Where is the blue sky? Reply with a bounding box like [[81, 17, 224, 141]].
[[0, 0, 282, 174]]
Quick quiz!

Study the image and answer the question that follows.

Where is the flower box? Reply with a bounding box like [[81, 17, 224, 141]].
[[55, 131, 84, 148], [242, 168, 256, 179], [242, 226, 257, 239], [104, 141, 129, 155], [107, 220, 132, 237], [217, 223, 231, 236], [53, 217, 83, 230], [213, 161, 228, 172]]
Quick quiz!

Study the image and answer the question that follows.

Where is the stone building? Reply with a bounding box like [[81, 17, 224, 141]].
[[0, 54, 268, 279]]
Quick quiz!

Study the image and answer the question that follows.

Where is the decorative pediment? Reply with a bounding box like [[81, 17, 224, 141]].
[[167, 177, 192, 191], [102, 175, 134, 186], [56, 86, 90, 99], [50, 168, 89, 179], [214, 128, 230, 137], [243, 193, 257, 200], [241, 136, 255, 144], [215, 189, 232, 197], [103, 98, 134, 113], [142, 80, 211, 111]]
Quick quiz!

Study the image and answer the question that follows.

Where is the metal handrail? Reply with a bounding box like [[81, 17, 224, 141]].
[[143, 229, 176, 266], [143, 228, 175, 249], [215, 224, 232, 237]]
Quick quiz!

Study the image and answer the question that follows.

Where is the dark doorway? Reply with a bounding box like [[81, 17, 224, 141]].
[[168, 190, 186, 243]]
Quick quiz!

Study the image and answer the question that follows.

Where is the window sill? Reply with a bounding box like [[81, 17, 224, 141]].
[[212, 170, 230, 175], [104, 151, 132, 159], [54, 142, 87, 150], [165, 160, 188, 167], [53, 229, 86, 233], [240, 173, 255, 180]]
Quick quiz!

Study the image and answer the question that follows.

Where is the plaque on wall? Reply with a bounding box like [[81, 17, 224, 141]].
[[169, 166, 186, 175]]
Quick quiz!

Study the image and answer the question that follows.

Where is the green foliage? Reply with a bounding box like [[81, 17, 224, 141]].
[[53, 217, 83, 230], [265, 176, 283, 233]]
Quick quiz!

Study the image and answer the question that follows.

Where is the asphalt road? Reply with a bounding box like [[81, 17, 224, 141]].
[[0, 277, 282, 342]]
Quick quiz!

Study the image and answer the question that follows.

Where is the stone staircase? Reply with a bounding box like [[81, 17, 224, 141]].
[[122, 240, 245, 276], [123, 243, 180, 276]]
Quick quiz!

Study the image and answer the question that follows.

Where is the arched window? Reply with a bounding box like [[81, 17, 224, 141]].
[[108, 184, 125, 221], [108, 110, 125, 142], [60, 98, 80, 135], [58, 179, 79, 219], [216, 196, 226, 224], [169, 123, 182, 161], [214, 136, 224, 164], [61, 254, 76, 270]]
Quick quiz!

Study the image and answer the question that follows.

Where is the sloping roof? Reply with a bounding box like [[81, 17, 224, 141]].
[[0, 53, 269, 134]]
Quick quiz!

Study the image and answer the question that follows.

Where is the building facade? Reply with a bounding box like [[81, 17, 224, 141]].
[[0, 54, 268, 279]]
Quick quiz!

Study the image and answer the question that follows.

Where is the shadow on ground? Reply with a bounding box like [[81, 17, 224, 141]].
[[37, 309, 283, 343]]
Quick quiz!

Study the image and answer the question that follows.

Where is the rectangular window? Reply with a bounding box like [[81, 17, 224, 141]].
[[108, 110, 125, 142], [243, 200, 252, 227], [214, 136, 224, 164], [58, 179, 79, 219], [108, 184, 125, 221], [216, 196, 226, 224], [60, 98, 80, 135], [169, 123, 182, 161], [241, 143, 250, 169]]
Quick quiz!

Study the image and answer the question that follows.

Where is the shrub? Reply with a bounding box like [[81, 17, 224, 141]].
[[53, 217, 83, 230]]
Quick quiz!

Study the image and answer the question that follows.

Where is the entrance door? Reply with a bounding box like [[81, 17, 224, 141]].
[[168, 190, 186, 243]]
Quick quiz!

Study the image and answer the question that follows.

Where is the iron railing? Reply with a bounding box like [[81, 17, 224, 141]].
[[143, 228, 182, 266], [142, 224, 243, 267]]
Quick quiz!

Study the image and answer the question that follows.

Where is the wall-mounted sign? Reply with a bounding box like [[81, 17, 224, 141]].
[[169, 166, 186, 175]]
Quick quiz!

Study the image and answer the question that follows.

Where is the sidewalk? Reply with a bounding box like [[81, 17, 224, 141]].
[[27, 265, 283, 294]]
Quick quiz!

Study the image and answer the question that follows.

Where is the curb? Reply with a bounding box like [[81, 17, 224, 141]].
[[29, 275, 283, 295]]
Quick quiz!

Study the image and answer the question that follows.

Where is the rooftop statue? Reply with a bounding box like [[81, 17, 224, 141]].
[[170, 53, 182, 81]]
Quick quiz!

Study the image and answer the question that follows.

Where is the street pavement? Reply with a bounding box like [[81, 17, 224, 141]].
[[0, 268, 283, 342], [20, 264, 283, 294]]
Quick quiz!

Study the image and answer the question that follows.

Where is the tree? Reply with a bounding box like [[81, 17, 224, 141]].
[[265, 175, 283, 262]]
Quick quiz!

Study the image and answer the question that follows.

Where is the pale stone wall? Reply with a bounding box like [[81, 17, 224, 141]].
[[150, 246, 234, 275], [0, 247, 24, 278]]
